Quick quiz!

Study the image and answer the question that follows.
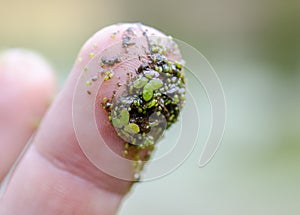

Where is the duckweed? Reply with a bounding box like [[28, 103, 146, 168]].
[[148, 79, 163, 90], [133, 77, 148, 89], [142, 84, 154, 101], [101, 28, 186, 151]]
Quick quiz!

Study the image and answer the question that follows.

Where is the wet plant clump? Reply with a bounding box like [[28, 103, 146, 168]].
[[103, 39, 186, 149]]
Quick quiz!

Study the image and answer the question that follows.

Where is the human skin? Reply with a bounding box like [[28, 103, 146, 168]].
[[0, 23, 178, 215], [0, 49, 56, 182]]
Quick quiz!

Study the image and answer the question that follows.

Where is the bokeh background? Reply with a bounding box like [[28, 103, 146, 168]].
[[1, 0, 299, 214]]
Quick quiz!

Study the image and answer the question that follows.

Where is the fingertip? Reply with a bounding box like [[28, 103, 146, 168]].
[[0, 49, 56, 107], [0, 49, 55, 83], [0, 23, 186, 214], [0, 48, 56, 181]]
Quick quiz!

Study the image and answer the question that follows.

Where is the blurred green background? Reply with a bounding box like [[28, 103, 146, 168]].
[[1, 0, 299, 214]]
